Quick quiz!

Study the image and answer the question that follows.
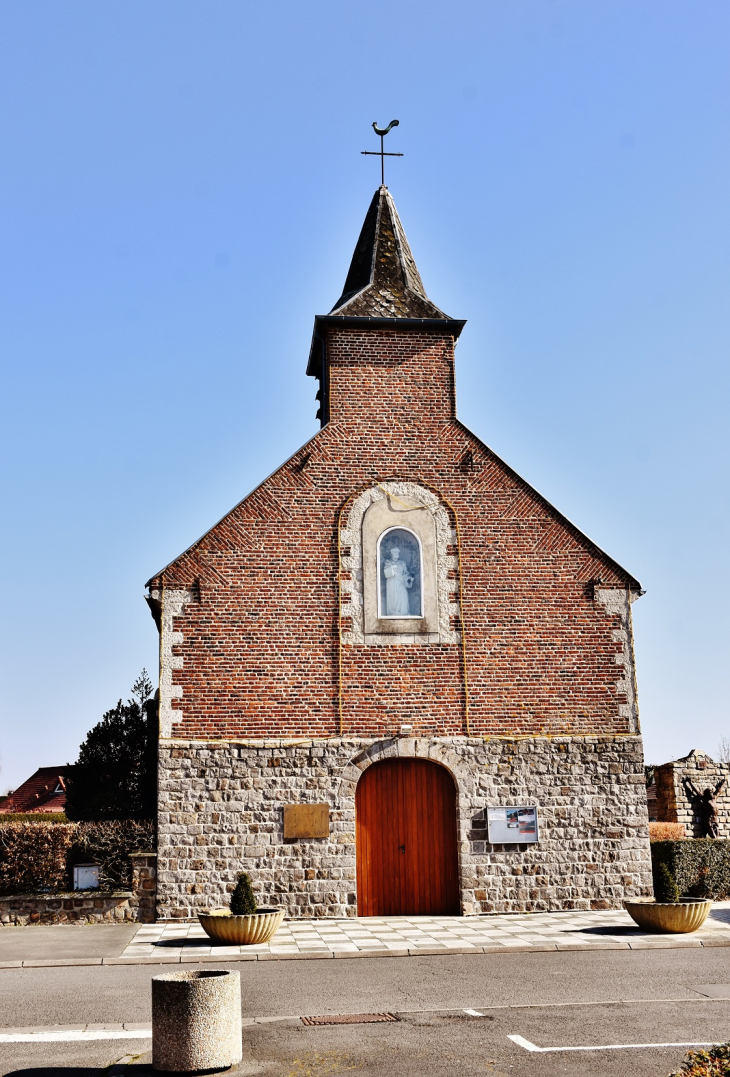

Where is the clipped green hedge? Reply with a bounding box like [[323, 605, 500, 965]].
[[0, 820, 155, 895], [651, 839, 730, 900]]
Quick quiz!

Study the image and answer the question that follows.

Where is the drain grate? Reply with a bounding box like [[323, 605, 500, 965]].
[[301, 1013, 399, 1026]]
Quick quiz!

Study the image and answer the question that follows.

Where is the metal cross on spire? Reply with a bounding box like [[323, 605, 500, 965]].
[[361, 120, 403, 186]]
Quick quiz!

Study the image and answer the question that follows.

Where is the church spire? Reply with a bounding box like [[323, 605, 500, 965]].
[[307, 185, 465, 419], [330, 186, 448, 319]]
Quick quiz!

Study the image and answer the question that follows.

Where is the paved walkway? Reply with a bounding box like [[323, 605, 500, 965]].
[[119, 903, 730, 962]]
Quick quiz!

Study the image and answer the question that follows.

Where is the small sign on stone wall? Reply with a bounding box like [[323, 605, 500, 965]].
[[487, 806, 539, 844], [283, 803, 330, 840]]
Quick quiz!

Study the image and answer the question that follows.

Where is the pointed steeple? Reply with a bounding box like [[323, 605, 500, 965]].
[[307, 186, 465, 418], [330, 186, 447, 319]]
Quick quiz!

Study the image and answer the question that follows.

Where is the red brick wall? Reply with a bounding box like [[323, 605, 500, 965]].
[[150, 327, 638, 741]]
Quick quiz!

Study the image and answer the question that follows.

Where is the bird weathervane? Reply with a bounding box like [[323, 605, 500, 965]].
[[361, 120, 403, 186]]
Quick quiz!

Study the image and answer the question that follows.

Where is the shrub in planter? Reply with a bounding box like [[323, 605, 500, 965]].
[[230, 872, 257, 915], [625, 843, 717, 933], [199, 873, 283, 945], [653, 861, 680, 903]]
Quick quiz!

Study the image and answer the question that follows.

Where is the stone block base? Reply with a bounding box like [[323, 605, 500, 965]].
[[157, 735, 653, 919]]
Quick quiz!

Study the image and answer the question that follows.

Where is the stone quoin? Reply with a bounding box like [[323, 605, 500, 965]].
[[146, 184, 653, 919]]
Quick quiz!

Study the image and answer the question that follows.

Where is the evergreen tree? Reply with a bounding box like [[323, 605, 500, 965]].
[[65, 671, 157, 821]]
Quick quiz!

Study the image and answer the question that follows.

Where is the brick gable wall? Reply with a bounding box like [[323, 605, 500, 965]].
[[148, 327, 639, 743]]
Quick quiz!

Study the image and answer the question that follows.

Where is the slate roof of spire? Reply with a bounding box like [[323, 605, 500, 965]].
[[330, 186, 448, 319]]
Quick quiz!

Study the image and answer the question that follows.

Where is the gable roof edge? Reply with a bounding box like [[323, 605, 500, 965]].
[[144, 427, 327, 588], [451, 419, 643, 592]]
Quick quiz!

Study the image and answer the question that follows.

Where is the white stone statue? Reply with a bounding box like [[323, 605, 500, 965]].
[[382, 546, 414, 616]]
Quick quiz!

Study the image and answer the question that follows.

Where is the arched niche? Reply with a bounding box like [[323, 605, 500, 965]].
[[377, 525, 423, 618], [339, 482, 459, 645], [362, 488, 436, 637]]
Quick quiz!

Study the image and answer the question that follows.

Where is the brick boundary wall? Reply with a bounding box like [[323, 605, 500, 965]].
[[157, 734, 652, 919]]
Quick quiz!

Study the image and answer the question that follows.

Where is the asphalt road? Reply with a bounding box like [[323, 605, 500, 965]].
[[2, 947, 730, 1075], [0, 925, 138, 962]]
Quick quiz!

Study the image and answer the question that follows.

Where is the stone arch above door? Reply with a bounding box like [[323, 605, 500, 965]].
[[342, 737, 467, 791], [339, 481, 460, 645]]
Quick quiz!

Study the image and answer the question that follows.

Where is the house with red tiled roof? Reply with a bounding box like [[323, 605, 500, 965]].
[[0, 767, 74, 814]]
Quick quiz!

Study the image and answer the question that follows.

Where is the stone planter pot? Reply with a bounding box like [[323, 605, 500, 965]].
[[198, 907, 284, 945], [152, 968, 242, 1072], [623, 898, 712, 934]]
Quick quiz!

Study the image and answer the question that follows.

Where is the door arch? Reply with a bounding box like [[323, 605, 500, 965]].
[[356, 758, 460, 916]]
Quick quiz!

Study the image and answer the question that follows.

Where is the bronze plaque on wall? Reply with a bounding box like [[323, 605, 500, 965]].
[[283, 803, 329, 839]]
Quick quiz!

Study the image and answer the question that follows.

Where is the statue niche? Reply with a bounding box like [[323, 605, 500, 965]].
[[378, 527, 422, 618], [682, 776, 726, 838]]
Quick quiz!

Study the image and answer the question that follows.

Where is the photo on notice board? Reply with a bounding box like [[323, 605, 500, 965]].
[[486, 805, 539, 844]]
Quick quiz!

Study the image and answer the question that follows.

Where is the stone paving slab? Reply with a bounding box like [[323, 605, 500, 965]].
[[115, 903, 730, 962], [3, 906, 730, 968]]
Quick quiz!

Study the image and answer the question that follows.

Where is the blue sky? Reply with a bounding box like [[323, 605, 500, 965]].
[[1, 1, 728, 791]]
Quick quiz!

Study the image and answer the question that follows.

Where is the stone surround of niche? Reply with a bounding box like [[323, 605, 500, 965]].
[[157, 736, 652, 919], [340, 482, 460, 646]]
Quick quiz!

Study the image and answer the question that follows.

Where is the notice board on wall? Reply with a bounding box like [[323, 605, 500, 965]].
[[486, 805, 539, 844]]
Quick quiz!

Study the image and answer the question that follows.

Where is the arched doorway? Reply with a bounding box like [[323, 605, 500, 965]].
[[356, 758, 460, 916]]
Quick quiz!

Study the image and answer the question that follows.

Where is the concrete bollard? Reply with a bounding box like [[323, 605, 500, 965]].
[[151, 969, 242, 1072]]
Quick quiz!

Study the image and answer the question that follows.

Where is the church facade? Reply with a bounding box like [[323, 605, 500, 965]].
[[147, 186, 652, 919]]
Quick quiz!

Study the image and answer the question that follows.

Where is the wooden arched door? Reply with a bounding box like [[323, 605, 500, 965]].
[[356, 758, 460, 916]]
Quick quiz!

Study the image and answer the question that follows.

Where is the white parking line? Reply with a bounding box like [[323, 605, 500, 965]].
[[0, 1030, 151, 1044], [508, 1034, 717, 1053]]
